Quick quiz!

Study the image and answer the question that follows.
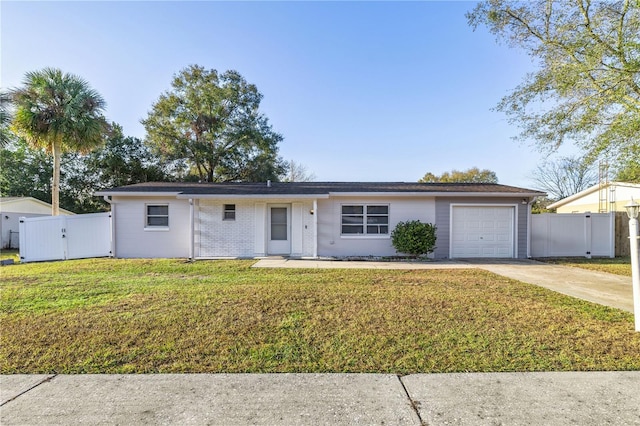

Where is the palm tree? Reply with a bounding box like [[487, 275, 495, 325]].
[[10, 68, 108, 215]]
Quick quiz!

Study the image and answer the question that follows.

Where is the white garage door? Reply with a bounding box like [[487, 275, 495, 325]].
[[451, 206, 515, 258]]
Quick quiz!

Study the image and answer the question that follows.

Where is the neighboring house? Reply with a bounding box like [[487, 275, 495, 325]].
[[96, 182, 544, 260], [548, 182, 640, 213], [0, 197, 74, 249]]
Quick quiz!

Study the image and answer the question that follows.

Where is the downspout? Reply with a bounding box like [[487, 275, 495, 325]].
[[103, 196, 115, 258], [189, 198, 194, 261]]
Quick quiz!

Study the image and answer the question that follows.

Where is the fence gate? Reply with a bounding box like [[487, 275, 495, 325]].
[[19, 212, 112, 263], [531, 213, 615, 258]]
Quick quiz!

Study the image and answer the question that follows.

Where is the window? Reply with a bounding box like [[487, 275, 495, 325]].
[[146, 205, 169, 227], [223, 204, 236, 220], [341, 205, 389, 235]]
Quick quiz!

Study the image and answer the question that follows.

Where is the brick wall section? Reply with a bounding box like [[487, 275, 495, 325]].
[[198, 199, 316, 257], [199, 200, 256, 257]]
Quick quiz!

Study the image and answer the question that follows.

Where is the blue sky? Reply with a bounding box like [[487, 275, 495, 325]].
[[1, 1, 575, 188]]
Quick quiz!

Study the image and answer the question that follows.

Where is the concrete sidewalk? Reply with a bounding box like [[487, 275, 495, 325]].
[[253, 258, 634, 313], [2, 372, 639, 425]]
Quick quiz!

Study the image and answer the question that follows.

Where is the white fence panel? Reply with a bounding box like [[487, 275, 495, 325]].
[[18, 216, 66, 262], [531, 213, 614, 258], [550, 214, 584, 257], [65, 213, 112, 260], [19, 213, 111, 263], [591, 214, 614, 257]]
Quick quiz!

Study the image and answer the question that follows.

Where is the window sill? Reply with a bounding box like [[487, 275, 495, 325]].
[[340, 235, 390, 239], [144, 227, 170, 232]]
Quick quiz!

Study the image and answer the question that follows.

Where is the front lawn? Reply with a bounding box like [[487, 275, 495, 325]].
[[538, 257, 632, 276], [1, 259, 638, 374]]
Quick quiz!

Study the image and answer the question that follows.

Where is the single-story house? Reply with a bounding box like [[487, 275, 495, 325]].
[[548, 182, 640, 213], [96, 182, 545, 260], [0, 197, 74, 249]]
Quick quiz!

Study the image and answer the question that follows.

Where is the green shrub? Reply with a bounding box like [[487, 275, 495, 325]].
[[391, 220, 437, 257]]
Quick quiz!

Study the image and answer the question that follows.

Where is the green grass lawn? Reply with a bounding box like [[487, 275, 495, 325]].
[[1, 258, 639, 374], [537, 257, 632, 276]]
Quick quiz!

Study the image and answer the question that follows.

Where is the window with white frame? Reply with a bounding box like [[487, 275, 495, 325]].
[[146, 205, 169, 227], [341, 205, 389, 235], [223, 204, 236, 220]]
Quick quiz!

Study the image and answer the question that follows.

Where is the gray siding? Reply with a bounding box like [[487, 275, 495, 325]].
[[317, 196, 436, 257], [517, 200, 529, 258], [434, 197, 530, 259], [112, 196, 191, 258]]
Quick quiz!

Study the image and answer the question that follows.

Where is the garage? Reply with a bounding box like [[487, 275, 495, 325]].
[[450, 205, 515, 258]]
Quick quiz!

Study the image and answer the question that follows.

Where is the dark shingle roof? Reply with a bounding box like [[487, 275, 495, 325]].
[[98, 182, 545, 196]]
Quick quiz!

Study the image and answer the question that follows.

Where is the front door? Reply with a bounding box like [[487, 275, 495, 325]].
[[268, 205, 291, 255]]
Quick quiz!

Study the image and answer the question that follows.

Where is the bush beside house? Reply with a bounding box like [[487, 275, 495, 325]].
[[391, 220, 437, 257]]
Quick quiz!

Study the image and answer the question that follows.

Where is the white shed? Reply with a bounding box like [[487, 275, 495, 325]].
[[0, 197, 74, 249]]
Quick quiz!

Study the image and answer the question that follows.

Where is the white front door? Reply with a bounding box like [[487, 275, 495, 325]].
[[268, 205, 291, 255]]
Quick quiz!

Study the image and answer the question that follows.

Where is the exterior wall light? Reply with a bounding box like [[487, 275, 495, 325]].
[[625, 197, 639, 220]]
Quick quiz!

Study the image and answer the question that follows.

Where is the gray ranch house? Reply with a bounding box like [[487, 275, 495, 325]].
[[96, 182, 545, 260]]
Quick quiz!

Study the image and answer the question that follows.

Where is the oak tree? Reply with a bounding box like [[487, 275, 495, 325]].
[[468, 0, 640, 168], [0, 91, 13, 148], [419, 167, 498, 183], [142, 65, 286, 183]]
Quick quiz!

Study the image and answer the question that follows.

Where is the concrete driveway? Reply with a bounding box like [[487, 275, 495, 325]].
[[464, 259, 634, 313], [253, 258, 634, 313]]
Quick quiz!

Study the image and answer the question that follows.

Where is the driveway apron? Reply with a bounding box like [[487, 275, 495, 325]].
[[467, 260, 634, 313]]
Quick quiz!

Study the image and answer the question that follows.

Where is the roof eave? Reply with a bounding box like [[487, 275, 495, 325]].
[[95, 191, 183, 197], [547, 184, 602, 209], [0, 196, 75, 215], [96, 190, 543, 198], [175, 194, 330, 200], [547, 181, 640, 209], [328, 191, 544, 197], [547, 200, 565, 209]]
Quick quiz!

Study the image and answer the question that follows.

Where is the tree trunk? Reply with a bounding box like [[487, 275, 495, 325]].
[[52, 141, 61, 216], [208, 167, 214, 183]]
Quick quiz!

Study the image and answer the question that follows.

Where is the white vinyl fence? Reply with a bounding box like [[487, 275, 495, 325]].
[[531, 213, 614, 258], [19, 212, 112, 263]]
